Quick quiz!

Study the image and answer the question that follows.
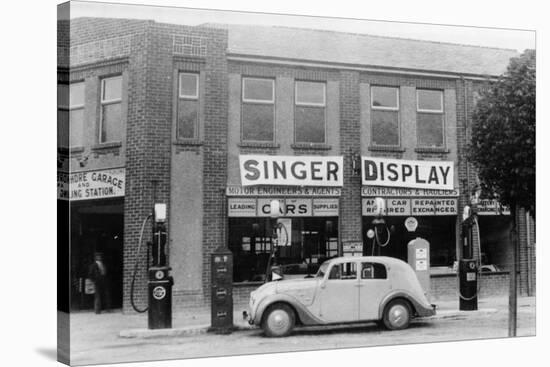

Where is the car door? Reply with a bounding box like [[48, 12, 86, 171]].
[[358, 262, 391, 321], [317, 261, 359, 323]]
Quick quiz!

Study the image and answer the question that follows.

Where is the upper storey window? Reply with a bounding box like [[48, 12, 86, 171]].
[[177, 72, 199, 140], [295, 81, 326, 144], [242, 78, 275, 142], [99, 75, 122, 144], [417, 89, 444, 148], [58, 82, 85, 148], [371, 86, 399, 146]]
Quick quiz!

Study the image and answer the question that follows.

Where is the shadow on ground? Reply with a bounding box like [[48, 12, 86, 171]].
[[35, 348, 57, 361]]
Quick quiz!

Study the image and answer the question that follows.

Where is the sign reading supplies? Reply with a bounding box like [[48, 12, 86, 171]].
[[240, 155, 343, 187], [362, 157, 454, 190]]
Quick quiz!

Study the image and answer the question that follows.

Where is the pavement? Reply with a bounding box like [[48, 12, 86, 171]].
[[66, 295, 536, 365], [67, 295, 534, 339]]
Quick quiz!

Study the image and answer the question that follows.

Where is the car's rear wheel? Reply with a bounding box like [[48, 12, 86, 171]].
[[383, 299, 412, 330], [262, 303, 295, 337]]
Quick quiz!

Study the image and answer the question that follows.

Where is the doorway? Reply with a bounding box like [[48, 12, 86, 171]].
[[70, 199, 124, 311]]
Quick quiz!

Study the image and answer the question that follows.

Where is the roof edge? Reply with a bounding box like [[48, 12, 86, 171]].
[[227, 53, 501, 80]]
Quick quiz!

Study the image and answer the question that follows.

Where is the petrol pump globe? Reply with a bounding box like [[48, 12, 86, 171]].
[[270, 199, 281, 218], [373, 197, 386, 217]]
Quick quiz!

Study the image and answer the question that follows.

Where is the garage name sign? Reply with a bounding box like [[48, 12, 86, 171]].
[[362, 197, 458, 216], [239, 155, 343, 187], [61, 168, 125, 201], [228, 197, 339, 217], [362, 157, 454, 190]]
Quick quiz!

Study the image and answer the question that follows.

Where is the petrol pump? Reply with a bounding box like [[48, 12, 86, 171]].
[[130, 203, 174, 329], [367, 197, 391, 256], [148, 203, 173, 329], [407, 237, 431, 298], [264, 200, 289, 282], [459, 205, 478, 310]]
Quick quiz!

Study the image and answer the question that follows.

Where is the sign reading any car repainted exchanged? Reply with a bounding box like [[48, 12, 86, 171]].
[[362, 157, 454, 190], [239, 155, 344, 187]]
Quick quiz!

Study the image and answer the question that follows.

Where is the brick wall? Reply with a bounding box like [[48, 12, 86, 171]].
[[200, 29, 229, 299], [339, 71, 363, 246], [431, 272, 515, 301]]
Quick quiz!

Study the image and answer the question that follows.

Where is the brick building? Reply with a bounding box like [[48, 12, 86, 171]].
[[58, 17, 535, 313]]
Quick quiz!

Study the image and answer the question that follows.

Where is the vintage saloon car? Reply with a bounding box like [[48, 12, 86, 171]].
[[244, 256, 435, 337]]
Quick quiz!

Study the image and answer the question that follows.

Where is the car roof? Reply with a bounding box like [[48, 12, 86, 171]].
[[325, 256, 408, 267]]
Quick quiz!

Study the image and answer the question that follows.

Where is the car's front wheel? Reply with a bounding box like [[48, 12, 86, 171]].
[[262, 303, 295, 337], [383, 299, 412, 330]]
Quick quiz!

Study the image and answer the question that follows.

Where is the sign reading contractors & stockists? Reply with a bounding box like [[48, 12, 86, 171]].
[[239, 155, 344, 187], [362, 157, 454, 190]]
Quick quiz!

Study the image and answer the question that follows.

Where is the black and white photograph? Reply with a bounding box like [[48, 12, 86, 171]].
[[55, 0, 538, 365], [3, 0, 545, 366]]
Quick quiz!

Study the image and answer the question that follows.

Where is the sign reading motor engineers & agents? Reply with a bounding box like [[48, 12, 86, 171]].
[[362, 157, 454, 190], [240, 155, 343, 187]]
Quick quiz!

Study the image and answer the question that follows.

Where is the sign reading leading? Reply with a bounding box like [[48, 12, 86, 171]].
[[362, 157, 454, 190], [240, 155, 343, 187]]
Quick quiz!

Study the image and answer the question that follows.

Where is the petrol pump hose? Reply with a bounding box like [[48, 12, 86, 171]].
[[130, 214, 152, 313]]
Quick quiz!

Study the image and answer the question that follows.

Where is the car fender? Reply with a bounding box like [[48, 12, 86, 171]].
[[378, 290, 434, 319], [254, 293, 324, 326]]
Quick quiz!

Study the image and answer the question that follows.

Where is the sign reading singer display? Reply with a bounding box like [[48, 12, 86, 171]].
[[362, 157, 454, 190], [239, 155, 343, 187]]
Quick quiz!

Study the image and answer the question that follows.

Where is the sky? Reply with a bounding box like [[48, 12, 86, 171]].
[[68, 0, 536, 52]]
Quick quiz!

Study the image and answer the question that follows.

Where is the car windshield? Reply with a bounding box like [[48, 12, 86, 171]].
[[316, 262, 330, 278]]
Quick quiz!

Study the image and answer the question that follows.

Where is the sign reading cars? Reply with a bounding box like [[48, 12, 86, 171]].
[[362, 157, 454, 190], [239, 155, 343, 187]]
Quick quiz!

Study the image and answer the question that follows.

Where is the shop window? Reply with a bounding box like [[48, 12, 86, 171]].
[[361, 262, 387, 279], [99, 75, 122, 144], [362, 216, 456, 268], [417, 89, 444, 148], [177, 72, 199, 140], [228, 217, 338, 283], [371, 86, 400, 146], [295, 81, 326, 143], [58, 82, 85, 148], [241, 78, 274, 142], [477, 216, 513, 271]]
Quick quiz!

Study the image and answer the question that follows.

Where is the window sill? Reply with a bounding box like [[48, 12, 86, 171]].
[[415, 147, 450, 154], [238, 142, 280, 149], [291, 143, 332, 151], [368, 146, 405, 153], [232, 281, 264, 287], [69, 146, 85, 154], [173, 139, 203, 147], [91, 141, 122, 150], [173, 55, 207, 63]]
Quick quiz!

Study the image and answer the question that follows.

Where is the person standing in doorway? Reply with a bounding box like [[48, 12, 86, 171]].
[[88, 252, 111, 314]]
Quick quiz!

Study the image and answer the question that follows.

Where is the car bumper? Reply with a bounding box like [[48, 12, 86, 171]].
[[242, 310, 255, 325], [417, 303, 437, 317]]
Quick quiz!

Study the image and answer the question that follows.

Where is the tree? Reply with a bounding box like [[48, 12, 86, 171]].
[[470, 49, 536, 216], [469, 49, 535, 337]]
